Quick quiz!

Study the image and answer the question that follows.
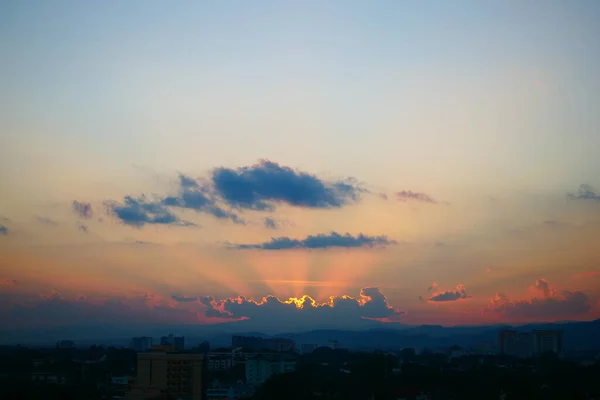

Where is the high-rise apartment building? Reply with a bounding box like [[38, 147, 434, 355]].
[[130, 337, 153, 352], [160, 334, 185, 352], [498, 329, 563, 358], [125, 351, 204, 400], [232, 336, 295, 352], [532, 330, 563, 355]]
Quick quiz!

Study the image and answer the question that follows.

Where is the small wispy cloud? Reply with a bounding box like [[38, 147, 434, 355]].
[[77, 222, 89, 233], [36, 217, 58, 226], [232, 232, 397, 250], [568, 184, 600, 201], [396, 190, 437, 204], [72, 201, 93, 219]]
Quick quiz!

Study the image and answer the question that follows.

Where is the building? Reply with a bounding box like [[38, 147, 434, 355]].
[[245, 354, 296, 386], [232, 336, 295, 352], [130, 337, 153, 352], [300, 344, 318, 354], [498, 329, 563, 358], [125, 351, 204, 400], [111, 376, 130, 385], [206, 380, 254, 399], [208, 355, 235, 371], [30, 372, 69, 385], [532, 330, 563, 355], [56, 340, 74, 349], [160, 333, 185, 351]]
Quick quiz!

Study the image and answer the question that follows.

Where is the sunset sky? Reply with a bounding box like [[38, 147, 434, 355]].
[[1, 1, 600, 334]]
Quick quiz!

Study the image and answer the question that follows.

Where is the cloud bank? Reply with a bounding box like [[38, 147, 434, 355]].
[[173, 287, 405, 327], [232, 232, 396, 250], [486, 279, 591, 320], [105, 161, 365, 227], [2, 288, 403, 332]]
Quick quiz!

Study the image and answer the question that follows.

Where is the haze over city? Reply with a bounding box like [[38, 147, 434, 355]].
[[1, 1, 600, 340]]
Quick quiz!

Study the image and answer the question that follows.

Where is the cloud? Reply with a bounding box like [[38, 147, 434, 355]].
[[211, 160, 362, 211], [106, 195, 193, 228], [0, 279, 17, 286], [36, 217, 58, 226], [573, 271, 598, 279], [77, 222, 89, 233], [427, 282, 438, 292], [428, 284, 471, 302], [72, 201, 93, 219], [396, 190, 437, 204], [2, 288, 404, 332], [232, 232, 396, 250], [485, 279, 592, 320], [0, 225, 7, 235], [162, 174, 245, 225], [2, 291, 225, 330], [568, 184, 600, 201], [173, 287, 405, 325], [535, 278, 555, 298], [264, 217, 278, 229]]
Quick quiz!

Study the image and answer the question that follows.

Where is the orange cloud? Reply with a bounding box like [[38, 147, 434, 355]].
[[573, 271, 598, 279], [485, 279, 593, 322]]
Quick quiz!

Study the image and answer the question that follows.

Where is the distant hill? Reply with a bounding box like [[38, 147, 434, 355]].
[[2, 319, 599, 351]]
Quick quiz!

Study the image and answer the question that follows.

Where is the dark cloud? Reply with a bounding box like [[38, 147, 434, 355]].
[[3, 288, 404, 332], [72, 201, 93, 219], [428, 285, 470, 302], [106, 195, 192, 228], [264, 217, 278, 229], [36, 217, 58, 226], [175, 287, 405, 326], [535, 278, 555, 298], [77, 222, 89, 233], [211, 160, 362, 211], [171, 295, 198, 303], [486, 279, 592, 319], [427, 282, 438, 292], [0, 225, 7, 235], [568, 184, 600, 201], [162, 175, 245, 225], [3, 291, 217, 330], [396, 190, 437, 204], [233, 232, 396, 250]]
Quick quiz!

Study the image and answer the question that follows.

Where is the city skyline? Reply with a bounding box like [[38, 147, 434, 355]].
[[1, 1, 600, 334]]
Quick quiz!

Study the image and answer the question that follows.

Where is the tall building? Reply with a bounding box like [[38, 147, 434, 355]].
[[231, 336, 295, 352], [130, 337, 153, 352], [532, 330, 563, 355], [499, 329, 563, 358], [160, 334, 185, 352], [125, 351, 204, 400], [245, 354, 296, 386]]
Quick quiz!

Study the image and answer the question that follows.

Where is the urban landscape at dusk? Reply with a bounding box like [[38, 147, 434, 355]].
[[1, 1, 600, 399]]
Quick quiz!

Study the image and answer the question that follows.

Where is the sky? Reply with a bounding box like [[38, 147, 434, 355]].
[[1, 1, 600, 336]]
